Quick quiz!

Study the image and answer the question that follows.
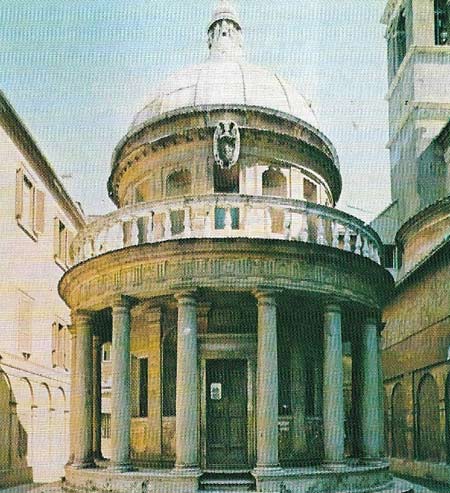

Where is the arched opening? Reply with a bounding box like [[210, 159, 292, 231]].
[[417, 373, 441, 462], [166, 169, 192, 198], [0, 372, 12, 469], [391, 383, 408, 458], [395, 10, 407, 69], [435, 0, 450, 45], [262, 168, 288, 198]]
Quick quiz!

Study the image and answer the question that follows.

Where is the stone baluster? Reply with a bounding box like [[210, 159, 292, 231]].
[[254, 289, 280, 470], [284, 210, 292, 240], [164, 210, 172, 240], [204, 208, 213, 235], [174, 291, 200, 470], [323, 303, 345, 466], [146, 212, 154, 243], [130, 217, 139, 245], [362, 237, 370, 257], [72, 310, 94, 468], [332, 221, 339, 248], [184, 207, 192, 237], [224, 207, 233, 232], [264, 207, 272, 236], [355, 233, 362, 255], [317, 216, 326, 245], [343, 227, 351, 252], [109, 296, 132, 471], [300, 212, 309, 242]]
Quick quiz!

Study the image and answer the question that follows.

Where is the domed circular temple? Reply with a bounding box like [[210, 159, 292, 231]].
[[60, 2, 409, 492]]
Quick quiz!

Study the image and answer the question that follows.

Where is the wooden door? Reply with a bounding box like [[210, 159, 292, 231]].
[[206, 359, 248, 468]]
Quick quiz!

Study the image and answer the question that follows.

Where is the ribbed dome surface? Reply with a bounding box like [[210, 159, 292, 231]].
[[130, 59, 319, 132]]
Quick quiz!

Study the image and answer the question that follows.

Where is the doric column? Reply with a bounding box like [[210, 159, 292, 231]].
[[360, 315, 383, 461], [174, 291, 199, 470], [92, 334, 103, 460], [378, 331, 386, 458], [255, 289, 279, 469], [72, 310, 94, 468], [109, 296, 132, 471], [67, 328, 77, 465], [323, 303, 345, 466], [291, 335, 307, 457]]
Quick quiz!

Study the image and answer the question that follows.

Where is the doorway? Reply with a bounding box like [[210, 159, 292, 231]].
[[206, 359, 248, 469]]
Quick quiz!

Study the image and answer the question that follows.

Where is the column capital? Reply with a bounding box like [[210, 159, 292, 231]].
[[72, 309, 93, 325], [253, 288, 280, 305], [323, 302, 342, 314], [111, 295, 132, 310], [174, 290, 198, 304]]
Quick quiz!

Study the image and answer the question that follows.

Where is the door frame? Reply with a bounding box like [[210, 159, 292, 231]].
[[199, 333, 257, 471]]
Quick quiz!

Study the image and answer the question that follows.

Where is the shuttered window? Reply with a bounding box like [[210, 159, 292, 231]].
[[54, 218, 73, 267], [16, 167, 45, 238], [17, 291, 33, 357]]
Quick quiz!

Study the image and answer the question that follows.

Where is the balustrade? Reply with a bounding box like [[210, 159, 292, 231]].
[[70, 194, 382, 266]]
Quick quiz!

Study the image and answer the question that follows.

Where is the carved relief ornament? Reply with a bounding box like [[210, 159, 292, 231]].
[[213, 121, 240, 168]]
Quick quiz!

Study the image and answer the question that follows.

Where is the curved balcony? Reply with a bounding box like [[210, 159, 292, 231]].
[[71, 194, 382, 267]]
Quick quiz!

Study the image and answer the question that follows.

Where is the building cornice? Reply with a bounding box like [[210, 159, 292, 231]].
[[0, 91, 85, 230]]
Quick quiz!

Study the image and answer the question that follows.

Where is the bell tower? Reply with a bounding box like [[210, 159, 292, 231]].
[[383, 0, 450, 227]]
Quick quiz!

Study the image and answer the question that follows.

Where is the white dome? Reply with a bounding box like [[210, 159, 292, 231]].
[[130, 59, 319, 132]]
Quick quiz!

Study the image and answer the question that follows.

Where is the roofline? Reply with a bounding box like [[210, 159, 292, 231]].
[[395, 195, 450, 245], [0, 90, 85, 230]]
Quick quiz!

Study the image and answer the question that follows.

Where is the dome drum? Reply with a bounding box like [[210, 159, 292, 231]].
[[108, 107, 342, 208]]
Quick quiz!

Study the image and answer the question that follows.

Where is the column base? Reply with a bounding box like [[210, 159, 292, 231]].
[[252, 465, 284, 477], [108, 463, 135, 473], [359, 457, 388, 467], [70, 460, 97, 470], [172, 465, 202, 477], [322, 461, 347, 471]]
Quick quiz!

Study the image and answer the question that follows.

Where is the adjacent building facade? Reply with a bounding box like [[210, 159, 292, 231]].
[[57, 2, 423, 492], [372, 0, 450, 485], [0, 91, 85, 486]]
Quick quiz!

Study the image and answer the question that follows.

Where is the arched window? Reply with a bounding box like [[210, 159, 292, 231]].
[[262, 168, 287, 198], [391, 383, 408, 458], [395, 10, 407, 70], [417, 373, 441, 461], [435, 0, 450, 45], [166, 169, 192, 198]]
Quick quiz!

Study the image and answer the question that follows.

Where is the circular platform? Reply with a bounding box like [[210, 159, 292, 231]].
[[63, 461, 417, 493]]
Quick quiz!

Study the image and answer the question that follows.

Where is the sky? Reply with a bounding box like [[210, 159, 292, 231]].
[[0, 0, 390, 222]]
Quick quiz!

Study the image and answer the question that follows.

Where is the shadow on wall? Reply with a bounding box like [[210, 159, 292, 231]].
[[417, 139, 447, 211], [0, 368, 69, 487]]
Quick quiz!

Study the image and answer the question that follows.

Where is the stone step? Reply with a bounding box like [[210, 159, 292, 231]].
[[200, 474, 255, 491]]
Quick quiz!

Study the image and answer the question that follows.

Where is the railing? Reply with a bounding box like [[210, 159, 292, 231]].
[[70, 194, 381, 266]]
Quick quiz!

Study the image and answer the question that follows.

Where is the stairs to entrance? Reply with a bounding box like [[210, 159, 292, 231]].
[[199, 472, 255, 491]]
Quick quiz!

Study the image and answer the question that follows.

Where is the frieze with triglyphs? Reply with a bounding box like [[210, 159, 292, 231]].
[[62, 252, 389, 310]]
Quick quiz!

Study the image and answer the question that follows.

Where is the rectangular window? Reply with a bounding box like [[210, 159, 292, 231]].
[[17, 290, 33, 357], [139, 358, 148, 418], [52, 321, 69, 369], [16, 168, 45, 238], [54, 218, 73, 267]]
